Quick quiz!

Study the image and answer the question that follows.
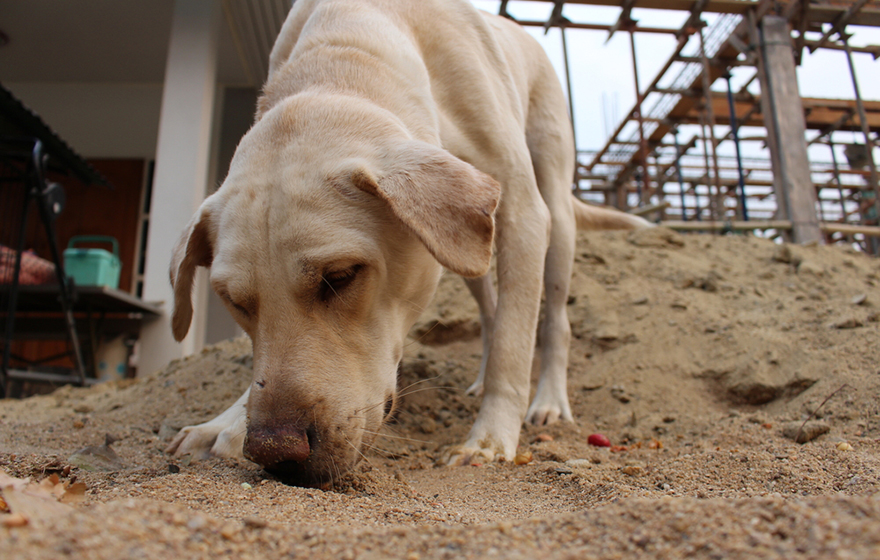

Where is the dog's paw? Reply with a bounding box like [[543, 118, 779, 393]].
[[165, 424, 221, 460], [525, 391, 573, 426], [165, 422, 246, 461], [443, 408, 520, 466], [443, 442, 502, 466]]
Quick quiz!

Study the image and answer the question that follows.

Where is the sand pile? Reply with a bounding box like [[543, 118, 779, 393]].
[[2, 229, 879, 558]]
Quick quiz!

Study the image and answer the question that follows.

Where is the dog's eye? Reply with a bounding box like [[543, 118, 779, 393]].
[[320, 264, 362, 301], [222, 294, 251, 318]]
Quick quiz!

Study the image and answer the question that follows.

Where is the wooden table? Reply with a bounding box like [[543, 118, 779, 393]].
[[1, 285, 161, 390]]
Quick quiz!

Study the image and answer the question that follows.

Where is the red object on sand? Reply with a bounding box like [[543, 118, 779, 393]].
[[588, 433, 611, 447]]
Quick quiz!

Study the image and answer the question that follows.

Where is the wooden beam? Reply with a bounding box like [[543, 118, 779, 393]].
[[523, 0, 880, 26], [661, 219, 793, 230], [660, 220, 880, 236], [803, 40, 880, 59], [822, 223, 880, 236], [628, 201, 671, 216], [809, 0, 872, 53], [529, 0, 756, 15], [674, 95, 880, 132], [517, 19, 680, 34]]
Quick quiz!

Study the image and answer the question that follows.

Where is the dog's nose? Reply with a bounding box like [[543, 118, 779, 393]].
[[243, 422, 312, 469]]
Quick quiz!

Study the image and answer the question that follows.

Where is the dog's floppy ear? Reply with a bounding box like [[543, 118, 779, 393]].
[[351, 141, 501, 277], [169, 203, 214, 341]]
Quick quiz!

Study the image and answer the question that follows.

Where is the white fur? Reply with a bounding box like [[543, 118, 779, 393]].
[[165, 0, 650, 475]]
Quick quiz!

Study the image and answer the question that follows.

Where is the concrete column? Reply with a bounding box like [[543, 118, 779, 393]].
[[755, 16, 821, 243], [139, 0, 221, 376]]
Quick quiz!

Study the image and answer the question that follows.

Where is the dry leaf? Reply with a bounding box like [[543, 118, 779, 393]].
[[60, 483, 87, 504], [0, 470, 29, 492], [0, 468, 86, 527]]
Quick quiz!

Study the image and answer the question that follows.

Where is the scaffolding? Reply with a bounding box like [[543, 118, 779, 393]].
[[508, 0, 880, 250]]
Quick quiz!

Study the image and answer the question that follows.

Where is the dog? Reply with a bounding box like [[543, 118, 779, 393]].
[[166, 0, 649, 485]]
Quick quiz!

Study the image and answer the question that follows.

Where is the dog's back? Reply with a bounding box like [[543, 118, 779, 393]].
[[261, 0, 555, 154]]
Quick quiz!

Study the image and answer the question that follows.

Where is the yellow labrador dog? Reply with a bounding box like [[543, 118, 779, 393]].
[[167, 0, 648, 485]]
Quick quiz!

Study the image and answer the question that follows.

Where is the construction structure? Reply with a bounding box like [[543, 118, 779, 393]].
[[508, 0, 880, 250]]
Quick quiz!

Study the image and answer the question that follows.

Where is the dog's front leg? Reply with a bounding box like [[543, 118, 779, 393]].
[[166, 386, 250, 460], [447, 193, 551, 465], [464, 274, 496, 397]]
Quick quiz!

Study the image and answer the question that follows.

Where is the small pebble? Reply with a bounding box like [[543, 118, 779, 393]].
[[2, 512, 28, 528], [588, 434, 611, 447], [220, 523, 239, 540], [243, 516, 268, 529], [782, 421, 830, 444], [829, 317, 863, 329], [837, 442, 853, 452], [514, 451, 533, 465], [241, 482, 253, 490]]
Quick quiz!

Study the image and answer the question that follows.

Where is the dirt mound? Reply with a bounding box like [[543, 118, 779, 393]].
[[3, 230, 880, 558]]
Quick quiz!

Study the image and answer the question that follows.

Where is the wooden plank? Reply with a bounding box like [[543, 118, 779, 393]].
[[821, 223, 880, 236], [628, 201, 671, 216], [525, 0, 880, 26], [677, 95, 880, 132], [531, 0, 757, 15], [660, 220, 880, 235], [661, 219, 793, 230]]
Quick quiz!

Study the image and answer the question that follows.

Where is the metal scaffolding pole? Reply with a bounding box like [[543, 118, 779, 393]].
[[698, 113, 714, 221], [630, 28, 649, 206], [840, 31, 880, 234], [698, 25, 723, 221], [672, 127, 688, 220], [724, 71, 749, 221], [828, 138, 850, 225]]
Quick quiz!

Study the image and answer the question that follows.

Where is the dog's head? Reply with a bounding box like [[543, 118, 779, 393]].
[[170, 94, 500, 485]]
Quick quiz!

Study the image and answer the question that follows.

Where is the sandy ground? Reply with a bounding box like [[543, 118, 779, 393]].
[[2, 228, 880, 559]]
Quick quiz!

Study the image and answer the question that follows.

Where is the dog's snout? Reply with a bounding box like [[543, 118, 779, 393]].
[[244, 422, 312, 468]]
